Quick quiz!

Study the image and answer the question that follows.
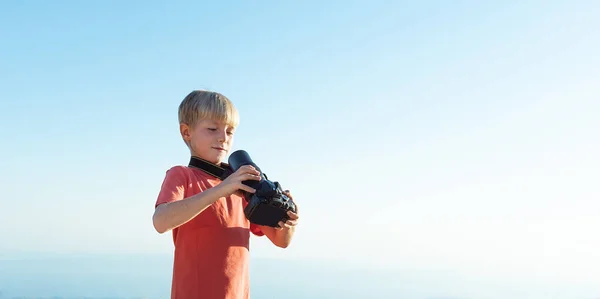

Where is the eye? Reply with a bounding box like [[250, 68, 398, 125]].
[[207, 128, 217, 131]]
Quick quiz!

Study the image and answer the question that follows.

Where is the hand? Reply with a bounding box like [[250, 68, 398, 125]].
[[215, 165, 261, 197], [277, 190, 299, 230]]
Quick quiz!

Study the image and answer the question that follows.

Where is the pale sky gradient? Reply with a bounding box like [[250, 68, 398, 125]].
[[1, 0, 599, 293]]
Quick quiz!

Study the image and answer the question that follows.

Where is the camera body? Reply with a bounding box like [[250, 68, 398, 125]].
[[228, 150, 296, 227]]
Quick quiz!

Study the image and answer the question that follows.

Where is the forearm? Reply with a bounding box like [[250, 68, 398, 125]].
[[153, 187, 223, 234], [261, 225, 296, 248]]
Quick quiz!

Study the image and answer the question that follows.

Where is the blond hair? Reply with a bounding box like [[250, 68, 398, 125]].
[[178, 90, 239, 128]]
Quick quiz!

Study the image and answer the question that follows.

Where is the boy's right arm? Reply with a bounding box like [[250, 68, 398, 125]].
[[152, 165, 261, 234], [152, 186, 222, 234]]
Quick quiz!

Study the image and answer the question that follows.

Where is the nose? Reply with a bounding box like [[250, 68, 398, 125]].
[[217, 129, 227, 142]]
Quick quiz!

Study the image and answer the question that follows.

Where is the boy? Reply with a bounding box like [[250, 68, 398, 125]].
[[152, 90, 299, 299]]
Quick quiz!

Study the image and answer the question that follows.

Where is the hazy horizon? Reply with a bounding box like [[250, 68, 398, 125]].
[[2, 253, 599, 299]]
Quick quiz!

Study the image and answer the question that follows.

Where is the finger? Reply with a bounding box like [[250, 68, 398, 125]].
[[234, 165, 256, 175], [232, 172, 260, 181], [241, 165, 260, 174], [243, 173, 261, 180], [287, 211, 299, 220], [285, 219, 297, 226], [239, 185, 256, 193], [241, 165, 255, 171]]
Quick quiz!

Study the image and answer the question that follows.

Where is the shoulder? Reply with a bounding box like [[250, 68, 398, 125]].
[[155, 166, 193, 207], [165, 165, 191, 176], [159, 165, 193, 186], [165, 165, 211, 179], [161, 165, 216, 190]]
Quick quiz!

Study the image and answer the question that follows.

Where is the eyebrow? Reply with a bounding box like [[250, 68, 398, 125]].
[[207, 120, 236, 129]]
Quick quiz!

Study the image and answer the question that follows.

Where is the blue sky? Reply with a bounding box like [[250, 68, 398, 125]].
[[1, 0, 599, 294]]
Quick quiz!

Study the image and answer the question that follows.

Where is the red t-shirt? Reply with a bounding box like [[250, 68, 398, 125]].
[[155, 165, 263, 299]]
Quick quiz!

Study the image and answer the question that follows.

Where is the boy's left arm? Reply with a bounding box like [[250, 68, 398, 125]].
[[260, 190, 299, 248]]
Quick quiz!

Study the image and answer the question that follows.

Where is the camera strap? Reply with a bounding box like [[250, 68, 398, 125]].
[[188, 156, 233, 180]]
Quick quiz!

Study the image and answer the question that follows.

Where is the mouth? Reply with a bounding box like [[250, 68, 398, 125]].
[[212, 147, 227, 152]]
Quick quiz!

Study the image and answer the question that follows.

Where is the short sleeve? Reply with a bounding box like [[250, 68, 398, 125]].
[[155, 166, 188, 208], [250, 223, 264, 236]]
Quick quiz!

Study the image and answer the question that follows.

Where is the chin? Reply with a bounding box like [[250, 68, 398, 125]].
[[195, 149, 228, 164], [213, 155, 226, 164], [209, 157, 223, 164]]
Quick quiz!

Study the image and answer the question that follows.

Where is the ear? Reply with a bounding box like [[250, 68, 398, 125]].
[[180, 123, 192, 142]]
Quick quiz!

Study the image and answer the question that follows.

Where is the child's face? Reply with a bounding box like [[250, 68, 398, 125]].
[[181, 119, 235, 164]]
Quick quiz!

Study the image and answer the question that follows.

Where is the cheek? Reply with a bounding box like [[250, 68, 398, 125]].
[[195, 130, 210, 139], [191, 132, 209, 145]]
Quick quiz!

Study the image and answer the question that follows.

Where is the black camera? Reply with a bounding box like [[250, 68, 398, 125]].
[[228, 150, 296, 227]]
